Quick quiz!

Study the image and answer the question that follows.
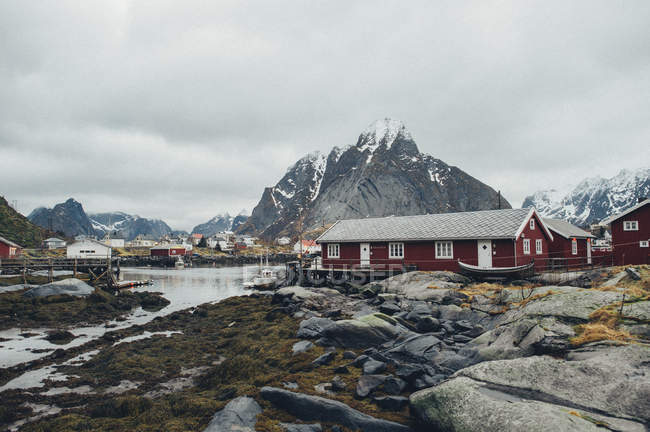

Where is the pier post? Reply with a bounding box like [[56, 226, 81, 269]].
[[73, 258, 77, 277], [48, 259, 53, 282], [23, 257, 27, 285]]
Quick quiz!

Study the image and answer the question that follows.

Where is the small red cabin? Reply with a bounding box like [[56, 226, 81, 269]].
[[316, 208, 554, 272], [602, 199, 650, 265], [544, 218, 595, 269], [150, 245, 187, 257], [0, 236, 22, 259]]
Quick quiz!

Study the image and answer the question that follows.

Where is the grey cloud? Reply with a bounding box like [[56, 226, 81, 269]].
[[1, 0, 649, 231]]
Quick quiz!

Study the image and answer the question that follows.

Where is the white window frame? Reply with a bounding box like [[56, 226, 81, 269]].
[[388, 242, 404, 259], [623, 221, 639, 231], [435, 241, 453, 259], [530, 219, 535, 230], [327, 243, 340, 258], [640, 240, 649, 248], [571, 239, 578, 255], [536, 239, 542, 255], [523, 239, 530, 255]]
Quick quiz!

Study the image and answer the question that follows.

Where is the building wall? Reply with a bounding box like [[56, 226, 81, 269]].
[[610, 203, 650, 265], [0, 242, 21, 259], [547, 235, 592, 269], [514, 212, 551, 270], [66, 242, 111, 259], [151, 247, 186, 257]]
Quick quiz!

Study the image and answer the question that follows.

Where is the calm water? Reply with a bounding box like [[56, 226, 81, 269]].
[[0, 265, 276, 368]]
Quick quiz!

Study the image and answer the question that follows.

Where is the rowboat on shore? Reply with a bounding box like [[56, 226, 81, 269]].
[[457, 260, 534, 279]]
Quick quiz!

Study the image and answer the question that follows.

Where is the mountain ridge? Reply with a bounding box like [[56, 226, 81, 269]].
[[522, 168, 650, 226], [238, 118, 510, 239]]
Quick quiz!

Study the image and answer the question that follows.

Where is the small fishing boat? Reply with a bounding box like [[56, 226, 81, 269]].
[[174, 257, 185, 270], [246, 250, 279, 290], [458, 260, 534, 279]]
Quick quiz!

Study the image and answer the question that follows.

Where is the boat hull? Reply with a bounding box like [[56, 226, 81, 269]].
[[458, 260, 534, 279]]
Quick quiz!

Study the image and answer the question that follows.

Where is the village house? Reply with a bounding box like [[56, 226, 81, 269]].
[[543, 218, 595, 268], [316, 208, 553, 272], [66, 239, 112, 259], [294, 239, 322, 255], [190, 233, 203, 246], [601, 198, 650, 265], [43, 237, 66, 249], [126, 235, 157, 248], [102, 236, 125, 248], [0, 236, 22, 259], [276, 236, 291, 246]]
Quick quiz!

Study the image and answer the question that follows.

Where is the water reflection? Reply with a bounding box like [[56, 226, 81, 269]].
[[0, 265, 277, 368]]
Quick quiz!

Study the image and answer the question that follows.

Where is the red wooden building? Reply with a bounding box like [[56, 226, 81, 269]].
[[0, 236, 22, 259], [150, 244, 187, 257], [602, 198, 650, 265], [316, 208, 554, 272], [543, 218, 595, 268]]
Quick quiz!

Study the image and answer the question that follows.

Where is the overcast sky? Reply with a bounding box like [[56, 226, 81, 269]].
[[1, 1, 649, 231]]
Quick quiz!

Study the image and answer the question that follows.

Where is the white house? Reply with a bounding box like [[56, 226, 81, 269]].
[[102, 237, 125, 248], [293, 240, 321, 254], [276, 236, 291, 246], [127, 235, 157, 248], [43, 237, 66, 249], [67, 239, 112, 259]]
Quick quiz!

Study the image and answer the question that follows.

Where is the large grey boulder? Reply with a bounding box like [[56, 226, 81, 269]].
[[260, 387, 411, 432], [410, 376, 645, 432], [275, 286, 325, 302], [320, 313, 405, 348], [23, 278, 95, 298], [297, 317, 335, 339], [203, 396, 262, 432], [387, 334, 443, 363], [377, 271, 468, 302], [454, 344, 650, 425], [459, 319, 546, 362]]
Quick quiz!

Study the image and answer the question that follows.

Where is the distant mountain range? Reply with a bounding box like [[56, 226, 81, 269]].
[[191, 211, 248, 236], [0, 196, 52, 247], [27, 199, 174, 241], [238, 118, 510, 239], [522, 168, 650, 226]]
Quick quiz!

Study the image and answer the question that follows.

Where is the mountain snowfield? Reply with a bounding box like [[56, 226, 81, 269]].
[[191, 211, 248, 236], [522, 168, 650, 226], [238, 118, 509, 239], [89, 212, 173, 241]]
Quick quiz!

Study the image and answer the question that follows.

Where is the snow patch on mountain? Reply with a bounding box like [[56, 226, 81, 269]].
[[523, 168, 650, 226]]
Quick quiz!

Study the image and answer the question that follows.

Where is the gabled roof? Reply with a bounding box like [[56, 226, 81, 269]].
[[601, 199, 650, 225], [316, 208, 553, 243], [0, 235, 22, 248], [543, 218, 595, 239], [44, 237, 65, 242]]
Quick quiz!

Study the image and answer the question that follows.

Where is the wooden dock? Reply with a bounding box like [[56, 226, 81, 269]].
[[0, 257, 122, 288]]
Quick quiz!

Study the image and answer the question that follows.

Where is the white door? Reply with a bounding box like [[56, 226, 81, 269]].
[[360, 243, 370, 267], [587, 239, 592, 264], [477, 240, 492, 268]]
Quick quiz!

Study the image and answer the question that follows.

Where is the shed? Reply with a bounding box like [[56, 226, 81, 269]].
[[0, 236, 22, 259], [601, 198, 650, 265], [43, 237, 66, 249], [67, 239, 112, 259]]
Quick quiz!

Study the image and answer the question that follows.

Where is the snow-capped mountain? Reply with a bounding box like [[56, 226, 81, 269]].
[[522, 168, 650, 226], [238, 118, 510, 239], [89, 212, 173, 241], [191, 211, 248, 236]]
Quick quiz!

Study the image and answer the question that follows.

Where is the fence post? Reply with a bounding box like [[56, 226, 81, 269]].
[[48, 258, 53, 283]]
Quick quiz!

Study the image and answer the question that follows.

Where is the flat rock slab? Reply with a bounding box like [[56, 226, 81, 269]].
[[280, 423, 323, 432], [456, 344, 650, 425], [410, 376, 645, 432], [276, 286, 325, 302], [203, 396, 261, 432], [377, 271, 468, 301], [23, 278, 95, 298], [261, 387, 412, 432]]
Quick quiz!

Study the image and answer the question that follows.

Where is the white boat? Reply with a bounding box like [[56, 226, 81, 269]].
[[248, 251, 278, 290], [174, 257, 185, 270]]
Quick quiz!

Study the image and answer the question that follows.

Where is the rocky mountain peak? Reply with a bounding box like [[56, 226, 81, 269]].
[[239, 119, 509, 239]]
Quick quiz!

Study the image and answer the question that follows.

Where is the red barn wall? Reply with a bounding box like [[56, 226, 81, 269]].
[[0, 242, 21, 259], [515, 212, 550, 270], [610, 203, 650, 265]]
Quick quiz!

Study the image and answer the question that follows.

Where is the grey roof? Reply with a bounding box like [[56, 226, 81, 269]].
[[601, 199, 650, 225], [0, 235, 21, 248], [44, 237, 65, 242], [543, 218, 594, 239], [317, 208, 540, 243]]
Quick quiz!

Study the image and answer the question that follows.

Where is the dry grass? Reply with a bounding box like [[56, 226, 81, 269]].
[[514, 290, 556, 308], [570, 303, 633, 346]]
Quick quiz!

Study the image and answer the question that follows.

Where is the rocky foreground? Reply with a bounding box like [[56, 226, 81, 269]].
[[0, 267, 648, 431]]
